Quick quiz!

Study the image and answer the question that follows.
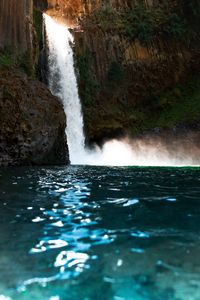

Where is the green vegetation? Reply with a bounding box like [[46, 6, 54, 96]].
[[95, 4, 119, 31], [164, 13, 187, 40], [122, 4, 155, 44], [0, 51, 14, 68], [84, 76, 200, 138], [127, 77, 200, 134], [33, 8, 43, 47], [0, 49, 34, 76], [149, 77, 200, 128], [93, 1, 199, 45], [76, 50, 99, 106], [107, 61, 124, 88], [0, 7, 42, 76], [18, 51, 33, 76]]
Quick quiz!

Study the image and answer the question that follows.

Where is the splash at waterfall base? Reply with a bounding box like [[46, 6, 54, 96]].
[[44, 15, 200, 167]]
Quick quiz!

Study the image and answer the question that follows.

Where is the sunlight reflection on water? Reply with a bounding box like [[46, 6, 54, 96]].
[[0, 166, 200, 299]]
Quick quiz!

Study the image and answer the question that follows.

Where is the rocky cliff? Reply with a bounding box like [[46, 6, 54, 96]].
[[0, 0, 69, 167], [0, 69, 68, 166], [69, 0, 200, 143], [0, 0, 33, 53], [35, 0, 198, 145], [44, 0, 200, 143], [0, 0, 48, 76]]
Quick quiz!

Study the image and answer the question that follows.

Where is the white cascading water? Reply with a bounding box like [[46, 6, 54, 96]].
[[44, 14, 198, 167], [44, 14, 85, 164]]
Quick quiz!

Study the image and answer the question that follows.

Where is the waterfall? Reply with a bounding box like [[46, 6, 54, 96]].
[[44, 14, 85, 164], [44, 14, 197, 167]]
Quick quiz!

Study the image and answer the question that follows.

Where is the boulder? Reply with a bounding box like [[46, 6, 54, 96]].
[[0, 69, 69, 166]]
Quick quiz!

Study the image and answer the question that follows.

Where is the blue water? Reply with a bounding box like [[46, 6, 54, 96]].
[[0, 166, 200, 300]]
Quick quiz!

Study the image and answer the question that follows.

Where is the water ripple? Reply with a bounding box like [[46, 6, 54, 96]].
[[0, 166, 200, 300]]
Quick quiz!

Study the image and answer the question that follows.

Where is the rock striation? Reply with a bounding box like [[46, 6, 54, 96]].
[[73, 0, 200, 142], [44, 0, 200, 143], [0, 0, 69, 167], [0, 0, 33, 55]]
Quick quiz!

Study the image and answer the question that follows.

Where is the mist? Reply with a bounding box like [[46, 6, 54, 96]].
[[75, 132, 200, 166]]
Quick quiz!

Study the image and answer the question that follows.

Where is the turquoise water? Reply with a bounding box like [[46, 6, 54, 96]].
[[0, 166, 200, 300]]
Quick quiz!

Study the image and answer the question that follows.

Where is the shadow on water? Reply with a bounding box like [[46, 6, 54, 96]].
[[0, 166, 200, 299]]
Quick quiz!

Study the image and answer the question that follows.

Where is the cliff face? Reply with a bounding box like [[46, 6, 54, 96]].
[[69, 0, 199, 142], [0, 69, 68, 166], [0, 0, 33, 54], [0, 0, 69, 167], [47, 0, 81, 19], [43, 0, 200, 142]]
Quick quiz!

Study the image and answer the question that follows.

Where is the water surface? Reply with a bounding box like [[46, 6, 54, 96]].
[[0, 166, 200, 300]]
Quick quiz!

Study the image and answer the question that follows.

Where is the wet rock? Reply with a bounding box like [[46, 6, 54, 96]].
[[0, 69, 69, 166]]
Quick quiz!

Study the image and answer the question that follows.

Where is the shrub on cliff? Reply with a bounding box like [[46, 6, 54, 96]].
[[95, 3, 119, 30], [0, 52, 14, 68], [122, 4, 155, 44], [0, 49, 36, 77], [92, 1, 198, 46]]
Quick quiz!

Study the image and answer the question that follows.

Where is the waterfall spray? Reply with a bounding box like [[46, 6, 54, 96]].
[[44, 14, 199, 167]]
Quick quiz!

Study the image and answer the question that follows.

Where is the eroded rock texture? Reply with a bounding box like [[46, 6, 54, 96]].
[[0, 69, 68, 166]]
